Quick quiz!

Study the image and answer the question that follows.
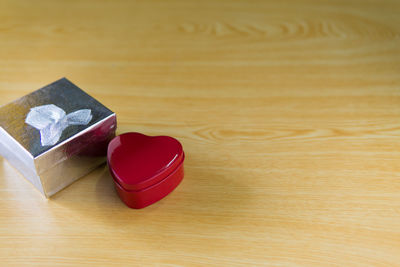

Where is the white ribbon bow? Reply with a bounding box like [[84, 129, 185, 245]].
[[25, 104, 92, 146]]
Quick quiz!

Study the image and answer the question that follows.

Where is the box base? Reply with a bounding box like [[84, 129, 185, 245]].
[[113, 162, 184, 209]]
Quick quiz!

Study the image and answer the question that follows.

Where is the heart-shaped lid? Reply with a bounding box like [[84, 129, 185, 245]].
[[107, 132, 184, 191]]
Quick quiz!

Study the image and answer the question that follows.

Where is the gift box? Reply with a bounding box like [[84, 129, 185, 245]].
[[0, 78, 116, 197], [107, 132, 185, 209]]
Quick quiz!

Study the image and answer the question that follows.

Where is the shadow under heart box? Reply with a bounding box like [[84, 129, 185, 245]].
[[0, 78, 116, 197]]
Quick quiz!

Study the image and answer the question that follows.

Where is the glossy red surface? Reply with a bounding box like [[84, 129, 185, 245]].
[[113, 161, 184, 209], [107, 132, 185, 209]]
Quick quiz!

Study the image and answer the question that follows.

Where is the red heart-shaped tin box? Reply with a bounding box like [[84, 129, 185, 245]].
[[107, 132, 185, 209]]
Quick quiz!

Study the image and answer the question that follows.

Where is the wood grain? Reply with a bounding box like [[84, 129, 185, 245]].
[[0, 0, 400, 266]]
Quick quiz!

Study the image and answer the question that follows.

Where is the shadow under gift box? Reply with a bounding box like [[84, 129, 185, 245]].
[[0, 78, 116, 197]]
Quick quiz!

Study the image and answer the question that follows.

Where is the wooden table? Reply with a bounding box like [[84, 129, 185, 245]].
[[1, 0, 399, 265]]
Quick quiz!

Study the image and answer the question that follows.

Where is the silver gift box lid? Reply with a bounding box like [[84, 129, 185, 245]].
[[0, 78, 116, 197]]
